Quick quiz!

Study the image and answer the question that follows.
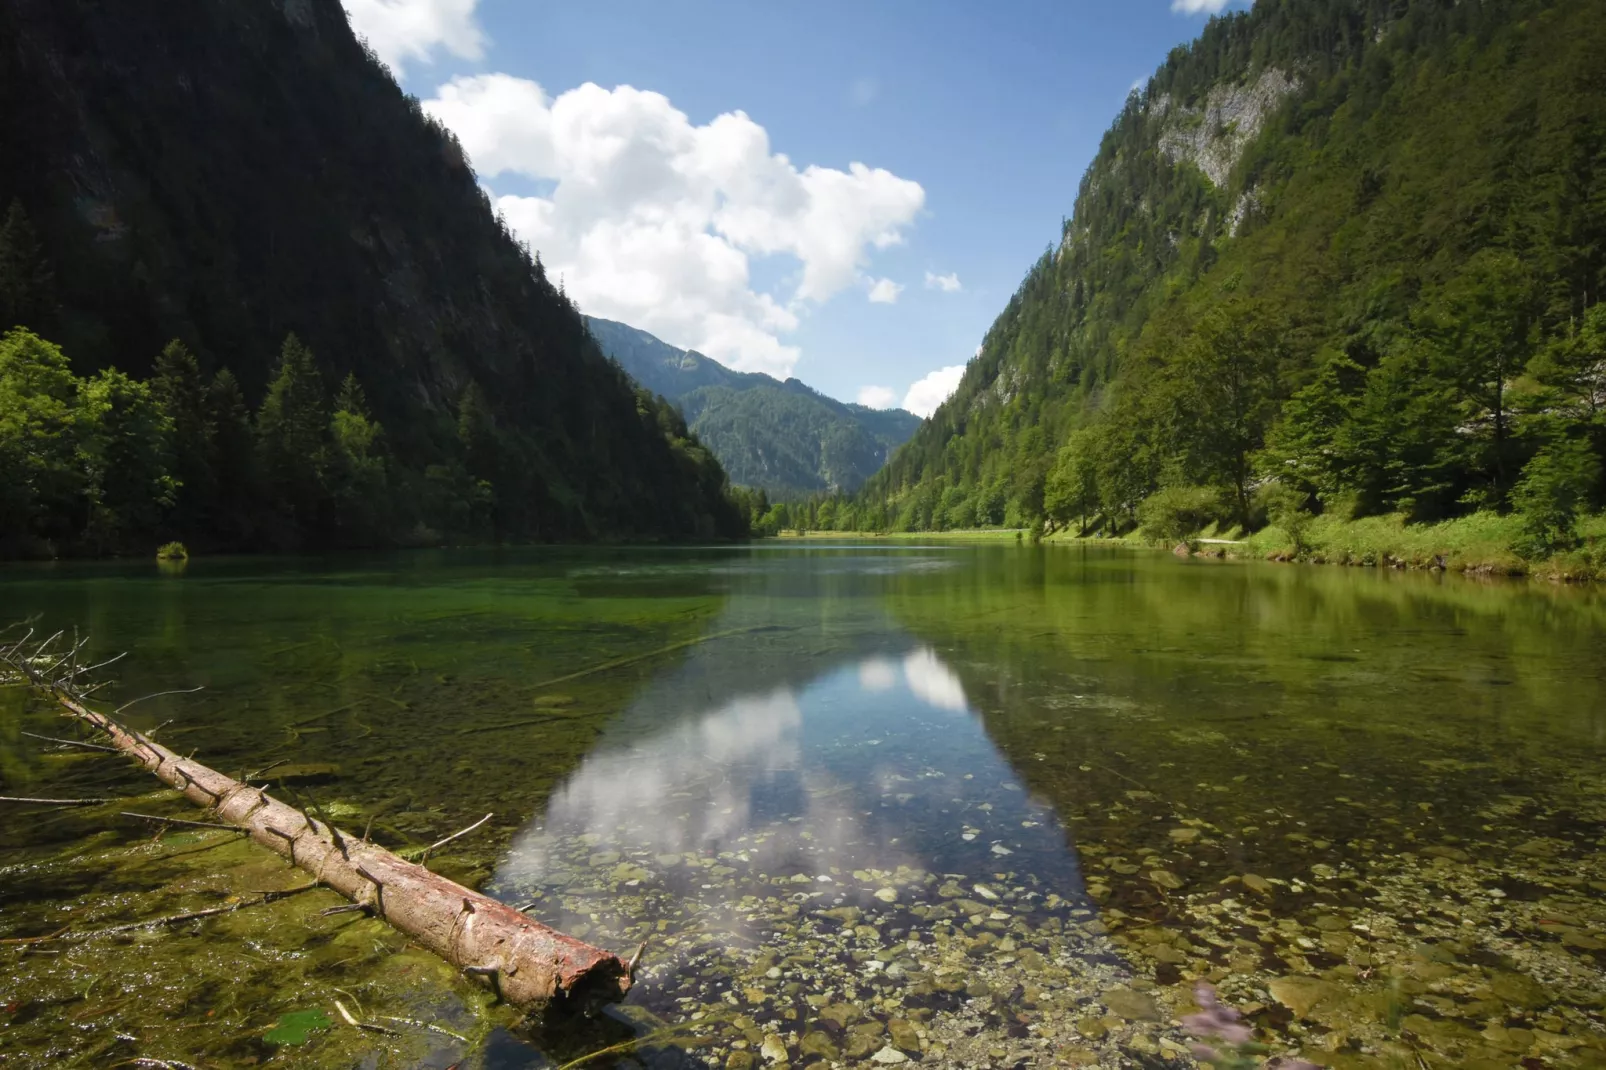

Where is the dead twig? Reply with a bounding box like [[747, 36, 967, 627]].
[[0, 926, 70, 946], [114, 686, 204, 716], [334, 998, 400, 1035], [0, 795, 118, 806], [374, 1014, 468, 1042], [20, 730, 119, 753], [120, 811, 242, 833], [58, 886, 320, 941], [418, 812, 492, 865]]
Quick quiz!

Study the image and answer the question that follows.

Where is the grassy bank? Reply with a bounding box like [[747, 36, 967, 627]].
[[1200, 511, 1606, 581], [765, 515, 1606, 582]]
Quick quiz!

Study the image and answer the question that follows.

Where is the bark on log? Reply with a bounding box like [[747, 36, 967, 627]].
[[40, 690, 634, 1008]]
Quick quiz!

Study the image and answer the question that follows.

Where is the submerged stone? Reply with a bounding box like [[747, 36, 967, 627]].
[[1103, 987, 1159, 1021], [1268, 975, 1338, 1019]]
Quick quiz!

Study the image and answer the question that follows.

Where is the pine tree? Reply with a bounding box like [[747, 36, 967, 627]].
[[151, 340, 215, 533], [257, 333, 330, 540], [329, 371, 388, 545], [0, 200, 55, 333], [207, 368, 258, 544]]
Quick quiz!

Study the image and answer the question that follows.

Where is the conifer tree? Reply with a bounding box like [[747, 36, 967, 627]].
[[329, 371, 388, 544], [257, 333, 329, 539], [0, 200, 55, 333], [207, 368, 258, 543], [151, 340, 215, 533]]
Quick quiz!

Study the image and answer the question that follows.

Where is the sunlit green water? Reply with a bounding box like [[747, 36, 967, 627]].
[[1, 544, 1603, 1069]]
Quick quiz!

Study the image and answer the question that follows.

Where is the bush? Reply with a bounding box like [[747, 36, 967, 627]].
[[155, 540, 189, 560], [1259, 484, 1314, 555], [1512, 439, 1601, 557], [1138, 485, 1223, 544]]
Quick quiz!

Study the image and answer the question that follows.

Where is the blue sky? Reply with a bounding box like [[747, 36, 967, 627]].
[[343, 0, 1247, 413]]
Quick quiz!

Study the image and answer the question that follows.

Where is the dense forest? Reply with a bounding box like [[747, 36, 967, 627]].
[[809, 0, 1605, 559], [0, 0, 747, 556], [588, 317, 921, 500]]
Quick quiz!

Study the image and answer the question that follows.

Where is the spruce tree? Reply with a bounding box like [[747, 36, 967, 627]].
[[207, 368, 258, 543], [257, 333, 330, 541], [151, 340, 215, 533], [0, 200, 55, 333]]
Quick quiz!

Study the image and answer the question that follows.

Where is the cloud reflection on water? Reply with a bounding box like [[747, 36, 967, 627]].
[[497, 645, 1086, 919]]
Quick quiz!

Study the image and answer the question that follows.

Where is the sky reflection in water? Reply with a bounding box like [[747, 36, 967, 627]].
[[492, 643, 1093, 966]]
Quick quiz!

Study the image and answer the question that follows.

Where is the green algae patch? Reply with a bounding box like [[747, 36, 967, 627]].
[[264, 1008, 332, 1046]]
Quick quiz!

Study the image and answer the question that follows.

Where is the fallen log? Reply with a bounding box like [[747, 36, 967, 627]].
[[0, 635, 635, 1010]]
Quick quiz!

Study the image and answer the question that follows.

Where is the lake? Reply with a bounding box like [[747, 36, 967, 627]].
[[1, 543, 1604, 1069]]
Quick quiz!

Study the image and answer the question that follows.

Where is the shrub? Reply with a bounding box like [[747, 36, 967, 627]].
[[155, 540, 189, 560], [1512, 439, 1600, 557], [1259, 484, 1314, 556], [1138, 485, 1222, 544]]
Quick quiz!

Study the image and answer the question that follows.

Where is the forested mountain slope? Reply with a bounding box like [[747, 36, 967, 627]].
[[0, 0, 743, 554], [851, 0, 1606, 543], [588, 317, 921, 499]]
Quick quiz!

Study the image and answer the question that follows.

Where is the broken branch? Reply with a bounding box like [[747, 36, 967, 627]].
[[20, 730, 119, 753], [419, 812, 492, 865], [0, 795, 118, 806], [120, 811, 242, 833]]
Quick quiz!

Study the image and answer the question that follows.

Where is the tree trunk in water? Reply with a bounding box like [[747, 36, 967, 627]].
[[50, 691, 634, 1009]]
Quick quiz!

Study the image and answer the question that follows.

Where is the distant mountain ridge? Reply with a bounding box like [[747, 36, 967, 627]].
[[588, 316, 921, 499]]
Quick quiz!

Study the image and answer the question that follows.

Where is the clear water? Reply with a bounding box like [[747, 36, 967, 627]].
[[1, 543, 1603, 1069]]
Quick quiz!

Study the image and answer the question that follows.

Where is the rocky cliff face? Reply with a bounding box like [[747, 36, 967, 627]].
[[1155, 68, 1299, 190]]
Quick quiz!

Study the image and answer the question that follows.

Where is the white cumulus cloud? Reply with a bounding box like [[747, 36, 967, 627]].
[[902, 364, 966, 418], [924, 271, 961, 293], [423, 74, 925, 378], [1171, 0, 1235, 12], [342, 0, 485, 75], [867, 277, 904, 304], [856, 385, 897, 409]]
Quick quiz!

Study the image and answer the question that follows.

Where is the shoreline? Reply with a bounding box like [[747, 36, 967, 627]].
[[767, 512, 1606, 584]]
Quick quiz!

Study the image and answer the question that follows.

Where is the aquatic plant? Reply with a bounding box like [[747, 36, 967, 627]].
[[1183, 982, 1317, 1070]]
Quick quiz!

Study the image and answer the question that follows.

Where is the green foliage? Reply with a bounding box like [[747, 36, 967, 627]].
[[328, 372, 390, 545], [0, 328, 82, 549], [256, 334, 330, 540], [77, 367, 174, 551], [1138, 484, 1223, 544], [842, 0, 1606, 557], [156, 540, 188, 561], [1512, 438, 1601, 555], [1260, 484, 1314, 556], [151, 340, 214, 533], [1044, 430, 1100, 535]]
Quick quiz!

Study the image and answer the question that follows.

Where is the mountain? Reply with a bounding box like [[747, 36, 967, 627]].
[[0, 0, 744, 553], [587, 316, 922, 499], [846, 0, 1606, 538]]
